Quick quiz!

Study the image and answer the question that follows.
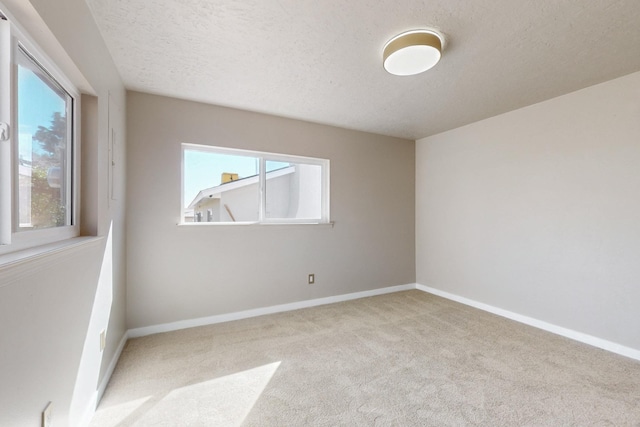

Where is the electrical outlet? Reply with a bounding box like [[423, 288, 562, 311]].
[[100, 329, 106, 351], [42, 402, 52, 427], [308, 274, 315, 284]]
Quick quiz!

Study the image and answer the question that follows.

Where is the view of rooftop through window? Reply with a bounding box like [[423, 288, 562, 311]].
[[183, 149, 287, 207], [182, 145, 329, 224]]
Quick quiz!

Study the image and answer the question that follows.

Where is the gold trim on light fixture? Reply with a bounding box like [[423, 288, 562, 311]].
[[383, 30, 443, 76]]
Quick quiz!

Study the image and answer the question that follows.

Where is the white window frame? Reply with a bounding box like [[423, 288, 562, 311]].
[[181, 143, 330, 225], [0, 7, 80, 255]]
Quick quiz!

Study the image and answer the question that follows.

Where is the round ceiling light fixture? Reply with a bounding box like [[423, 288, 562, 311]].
[[383, 29, 444, 76]]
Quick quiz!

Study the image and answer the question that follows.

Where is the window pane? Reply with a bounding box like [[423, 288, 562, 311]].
[[184, 149, 260, 222], [265, 160, 322, 220], [16, 48, 72, 230]]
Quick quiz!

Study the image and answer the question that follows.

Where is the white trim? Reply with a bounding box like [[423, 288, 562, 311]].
[[82, 331, 129, 427], [415, 284, 640, 362], [182, 142, 328, 165], [0, 4, 81, 254], [0, 2, 79, 97], [90, 281, 638, 427], [177, 221, 335, 227], [0, 17, 11, 245], [128, 284, 416, 338], [97, 331, 129, 402], [78, 392, 97, 427], [126, 282, 640, 361], [0, 236, 103, 284], [182, 143, 330, 225], [259, 156, 266, 220]]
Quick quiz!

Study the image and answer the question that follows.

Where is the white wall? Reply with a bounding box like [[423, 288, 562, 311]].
[[0, 241, 103, 426], [0, 0, 126, 425], [416, 71, 640, 351], [127, 91, 415, 329]]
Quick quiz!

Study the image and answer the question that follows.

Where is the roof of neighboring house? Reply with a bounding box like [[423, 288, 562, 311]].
[[188, 166, 295, 209]]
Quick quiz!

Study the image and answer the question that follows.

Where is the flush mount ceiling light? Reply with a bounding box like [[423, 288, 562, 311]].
[[383, 29, 444, 76]]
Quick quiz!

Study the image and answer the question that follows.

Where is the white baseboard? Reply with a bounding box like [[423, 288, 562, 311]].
[[78, 392, 98, 427], [128, 283, 416, 338], [97, 331, 129, 401], [103, 280, 638, 421], [415, 284, 640, 362], [80, 332, 129, 427]]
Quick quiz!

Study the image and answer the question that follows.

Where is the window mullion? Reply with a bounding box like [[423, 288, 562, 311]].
[[259, 157, 266, 222]]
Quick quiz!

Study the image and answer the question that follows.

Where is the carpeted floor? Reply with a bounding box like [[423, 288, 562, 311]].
[[90, 290, 640, 426]]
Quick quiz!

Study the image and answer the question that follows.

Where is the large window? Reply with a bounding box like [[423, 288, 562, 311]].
[[0, 10, 79, 254], [182, 144, 330, 224]]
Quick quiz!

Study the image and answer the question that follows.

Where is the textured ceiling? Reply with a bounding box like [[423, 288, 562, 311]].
[[84, 0, 640, 140]]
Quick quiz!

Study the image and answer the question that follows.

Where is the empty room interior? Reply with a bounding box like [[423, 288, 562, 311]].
[[1, 0, 640, 426]]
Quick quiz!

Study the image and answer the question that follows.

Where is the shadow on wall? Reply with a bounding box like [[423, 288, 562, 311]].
[[0, 222, 118, 426], [69, 222, 116, 425]]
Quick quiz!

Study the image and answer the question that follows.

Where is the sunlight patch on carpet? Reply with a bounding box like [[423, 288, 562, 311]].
[[135, 361, 281, 426], [90, 395, 152, 426]]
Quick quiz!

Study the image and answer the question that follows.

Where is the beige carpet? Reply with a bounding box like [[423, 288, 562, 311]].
[[90, 290, 640, 426]]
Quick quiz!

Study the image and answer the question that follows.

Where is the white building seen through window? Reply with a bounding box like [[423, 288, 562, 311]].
[[182, 144, 330, 224]]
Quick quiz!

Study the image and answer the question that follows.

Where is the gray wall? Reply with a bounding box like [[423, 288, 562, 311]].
[[0, 0, 126, 425], [126, 91, 415, 329], [416, 71, 640, 351]]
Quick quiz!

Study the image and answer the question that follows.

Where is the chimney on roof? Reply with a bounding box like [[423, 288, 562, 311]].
[[221, 172, 238, 183]]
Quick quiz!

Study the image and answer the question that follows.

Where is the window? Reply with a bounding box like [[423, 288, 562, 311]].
[[182, 144, 330, 224], [0, 9, 79, 254]]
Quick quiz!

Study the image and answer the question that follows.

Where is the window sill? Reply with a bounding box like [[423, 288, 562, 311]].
[[177, 221, 335, 228], [0, 236, 104, 273]]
